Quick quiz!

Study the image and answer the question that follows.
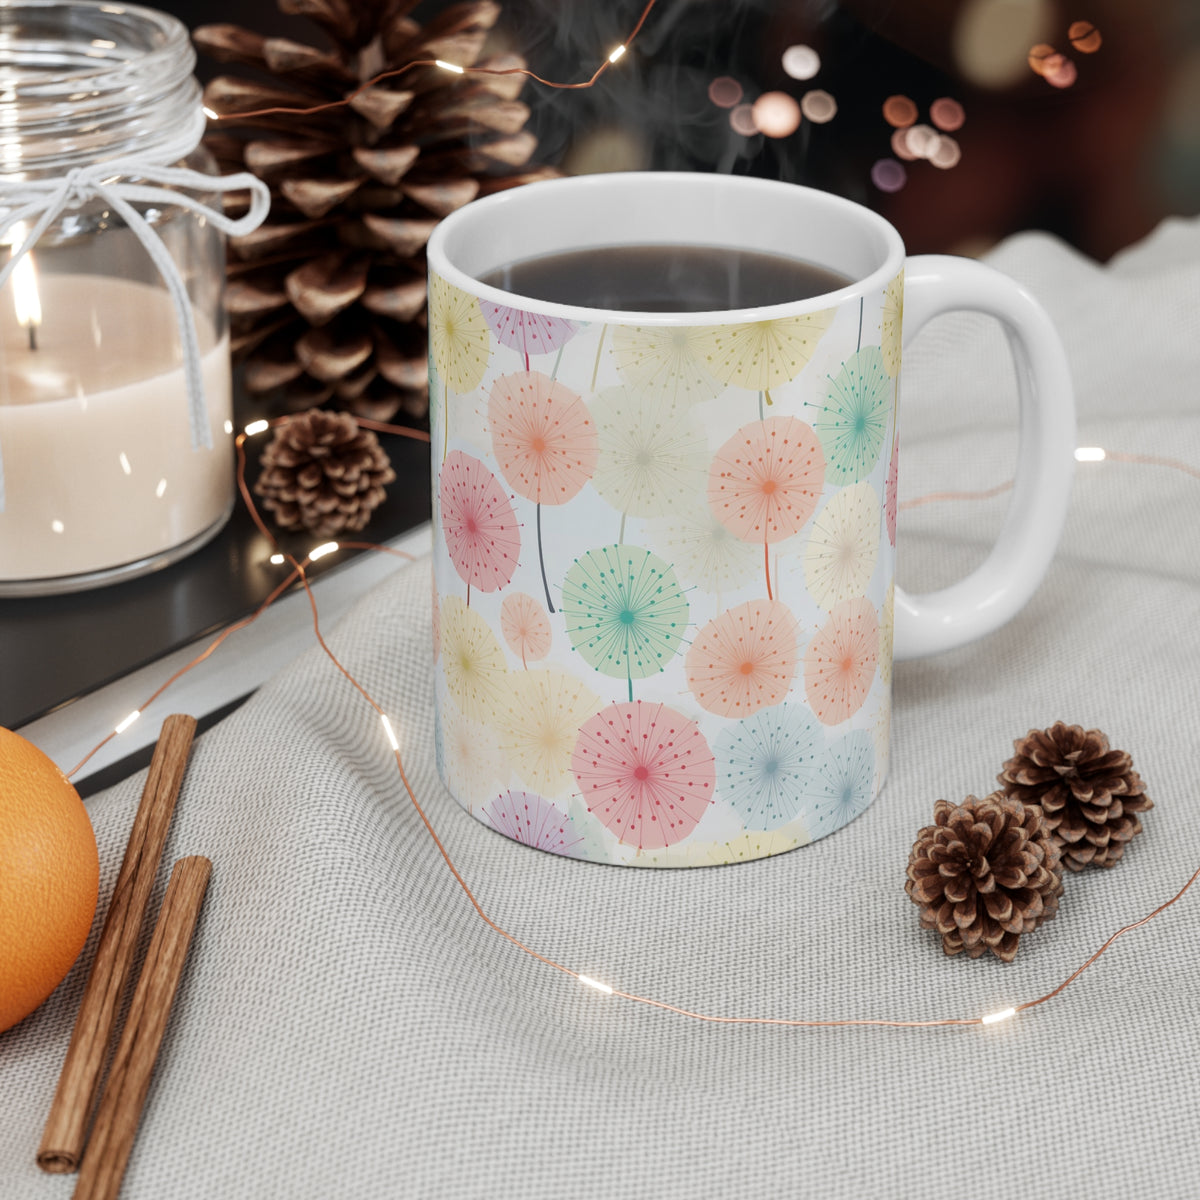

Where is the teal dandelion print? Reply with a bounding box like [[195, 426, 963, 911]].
[[715, 704, 825, 830], [561, 545, 689, 702], [805, 729, 875, 833], [814, 345, 891, 484]]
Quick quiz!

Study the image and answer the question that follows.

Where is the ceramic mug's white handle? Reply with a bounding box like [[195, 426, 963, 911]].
[[893, 255, 1076, 660]]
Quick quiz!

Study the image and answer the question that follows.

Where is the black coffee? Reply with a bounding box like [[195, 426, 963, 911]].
[[478, 244, 851, 312]]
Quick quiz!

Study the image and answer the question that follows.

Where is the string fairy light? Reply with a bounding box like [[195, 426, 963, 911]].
[[64, 423, 1200, 1033], [205, 0, 660, 124]]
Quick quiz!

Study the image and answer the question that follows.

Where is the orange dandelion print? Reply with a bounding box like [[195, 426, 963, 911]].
[[804, 597, 879, 725], [707, 416, 826, 599], [685, 599, 800, 719], [500, 592, 552, 667]]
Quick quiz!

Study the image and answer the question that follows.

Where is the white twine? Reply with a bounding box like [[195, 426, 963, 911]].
[[0, 116, 271, 512]]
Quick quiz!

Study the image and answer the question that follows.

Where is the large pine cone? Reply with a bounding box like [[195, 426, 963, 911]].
[[997, 722, 1152, 871], [195, 0, 555, 425], [906, 794, 1064, 962], [254, 409, 396, 537]]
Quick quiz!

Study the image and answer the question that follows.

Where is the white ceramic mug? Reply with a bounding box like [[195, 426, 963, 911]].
[[426, 172, 1075, 867]]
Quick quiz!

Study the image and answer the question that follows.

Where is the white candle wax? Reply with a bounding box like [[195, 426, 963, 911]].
[[0, 274, 233, 583]]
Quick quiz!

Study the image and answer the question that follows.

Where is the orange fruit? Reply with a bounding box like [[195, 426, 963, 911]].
[[0, 727, 99, 1034]]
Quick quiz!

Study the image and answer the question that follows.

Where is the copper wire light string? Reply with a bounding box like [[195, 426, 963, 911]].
[[207, 0, 662, 123], [63, 420, 1200, 1031]]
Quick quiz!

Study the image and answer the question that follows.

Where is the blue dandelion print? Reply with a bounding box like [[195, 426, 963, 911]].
[[715, 704, 825, 830], [813, 345, 891, 484], [806, 729, 876, 833]]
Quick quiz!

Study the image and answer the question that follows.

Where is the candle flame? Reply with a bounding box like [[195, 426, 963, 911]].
[[7, 222, 42, 341]]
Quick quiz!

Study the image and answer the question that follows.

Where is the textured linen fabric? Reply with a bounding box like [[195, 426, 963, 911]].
[[3, 220, 1199, 1199]]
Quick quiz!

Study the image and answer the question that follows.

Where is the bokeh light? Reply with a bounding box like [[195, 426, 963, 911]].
[[928, 135, 962, 169], [871, 158, 907, 193], [904, 123, 939, 158], [800, 89, 838, 123], [1044, 55, 1078, 88], [729, 104, 758, 136], [930, 98, 965, 132], [708, 76, 743, 108], [890, 127, 918, 161], [1069, 20, 1102, 53], [752, 91, 802, 137], [954, 0, 1054, 89], [782, 44, 821, 81], [1027, 43, 1056, 75], [882, 95, 918, 128]]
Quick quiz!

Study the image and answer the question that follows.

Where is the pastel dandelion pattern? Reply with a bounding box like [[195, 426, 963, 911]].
[[440, 698, 509, 810], [438, 451, 520, 598], [610, 323, 723, 407], [879, 584, 895, 686], [429, 273, 490, 459], [697, 309, 835, 406], [493, 667, 601, 796], [561, 545, 689, 701], [685, 599, 800, 718], [440, 595, 508, 723], [804, 597, 879, 725], [500, 592, 552, 667], [708, 416, 826, 599], [488, 369, 597, 612], [881, 271, 904, 379], [572, 701, 715, 850], [715, 704, 824, 830], [806, 729, 876, 833], [483, 791, 584, 858], [591, 387, 708, 534], [480, 302, 578, 372], [648, 505, 759, 596], [885, 436, 899, 546], [813, 345, 891, 484], [803, 481, 881, 610]]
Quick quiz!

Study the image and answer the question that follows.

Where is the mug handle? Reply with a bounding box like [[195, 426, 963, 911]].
[[893, 254, 1076, 660]]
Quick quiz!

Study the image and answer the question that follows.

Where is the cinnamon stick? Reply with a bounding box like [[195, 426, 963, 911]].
[[38, 714, 197, 1174], [73, 857, 212, 1200]]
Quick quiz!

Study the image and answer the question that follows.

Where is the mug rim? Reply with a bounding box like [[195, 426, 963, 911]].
[[427, 171, 907, 325]]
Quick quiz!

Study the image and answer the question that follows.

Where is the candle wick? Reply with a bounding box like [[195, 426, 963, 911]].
[[27, 323, 37, 352]]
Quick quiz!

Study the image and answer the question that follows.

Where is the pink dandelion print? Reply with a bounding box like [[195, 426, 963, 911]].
[[500, 592, 552, 667], [489, 369, 598, 611], [708, 416, 826, 599], [885, 436, 899, 545], [483, 791, 585, 858], [480, 302, 579, 372], [804, 596, 879, 725], [572, 701, 716, 850], [438, 451, 521, 601], [685, 599, 800, 719]]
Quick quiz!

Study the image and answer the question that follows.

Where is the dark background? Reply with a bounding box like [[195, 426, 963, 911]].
[[169, 0, 1200, 262]]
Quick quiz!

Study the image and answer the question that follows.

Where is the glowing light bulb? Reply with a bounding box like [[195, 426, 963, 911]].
[[309, 541, 339, 561], [269, 553, 285, 565], [114, 710, 141, 734], [244, 419, 270, 436], [578, 974, 614, 995], [202, 106, 219, 120], [381, 714, 400, 751], [1075, 446, 1107, 462], [608, 44, 626, 64], [435, 59, 465, 74], [981, 1007, 1017, 1025]]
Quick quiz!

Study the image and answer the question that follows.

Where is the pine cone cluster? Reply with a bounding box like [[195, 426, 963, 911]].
[[254, 409, 395, 536], [906, 794, 1064, 962], [998, 722, 1153, 871], [196, 0, 555, 425]]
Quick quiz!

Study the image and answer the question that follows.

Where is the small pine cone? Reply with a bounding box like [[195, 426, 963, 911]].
[[906, 794, 1064, 962], [254, 409, 396, 538], [997, 722, 1153, 871]]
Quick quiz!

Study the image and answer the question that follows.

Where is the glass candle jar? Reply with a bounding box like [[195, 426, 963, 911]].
[[0, 1, 257, 595]]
